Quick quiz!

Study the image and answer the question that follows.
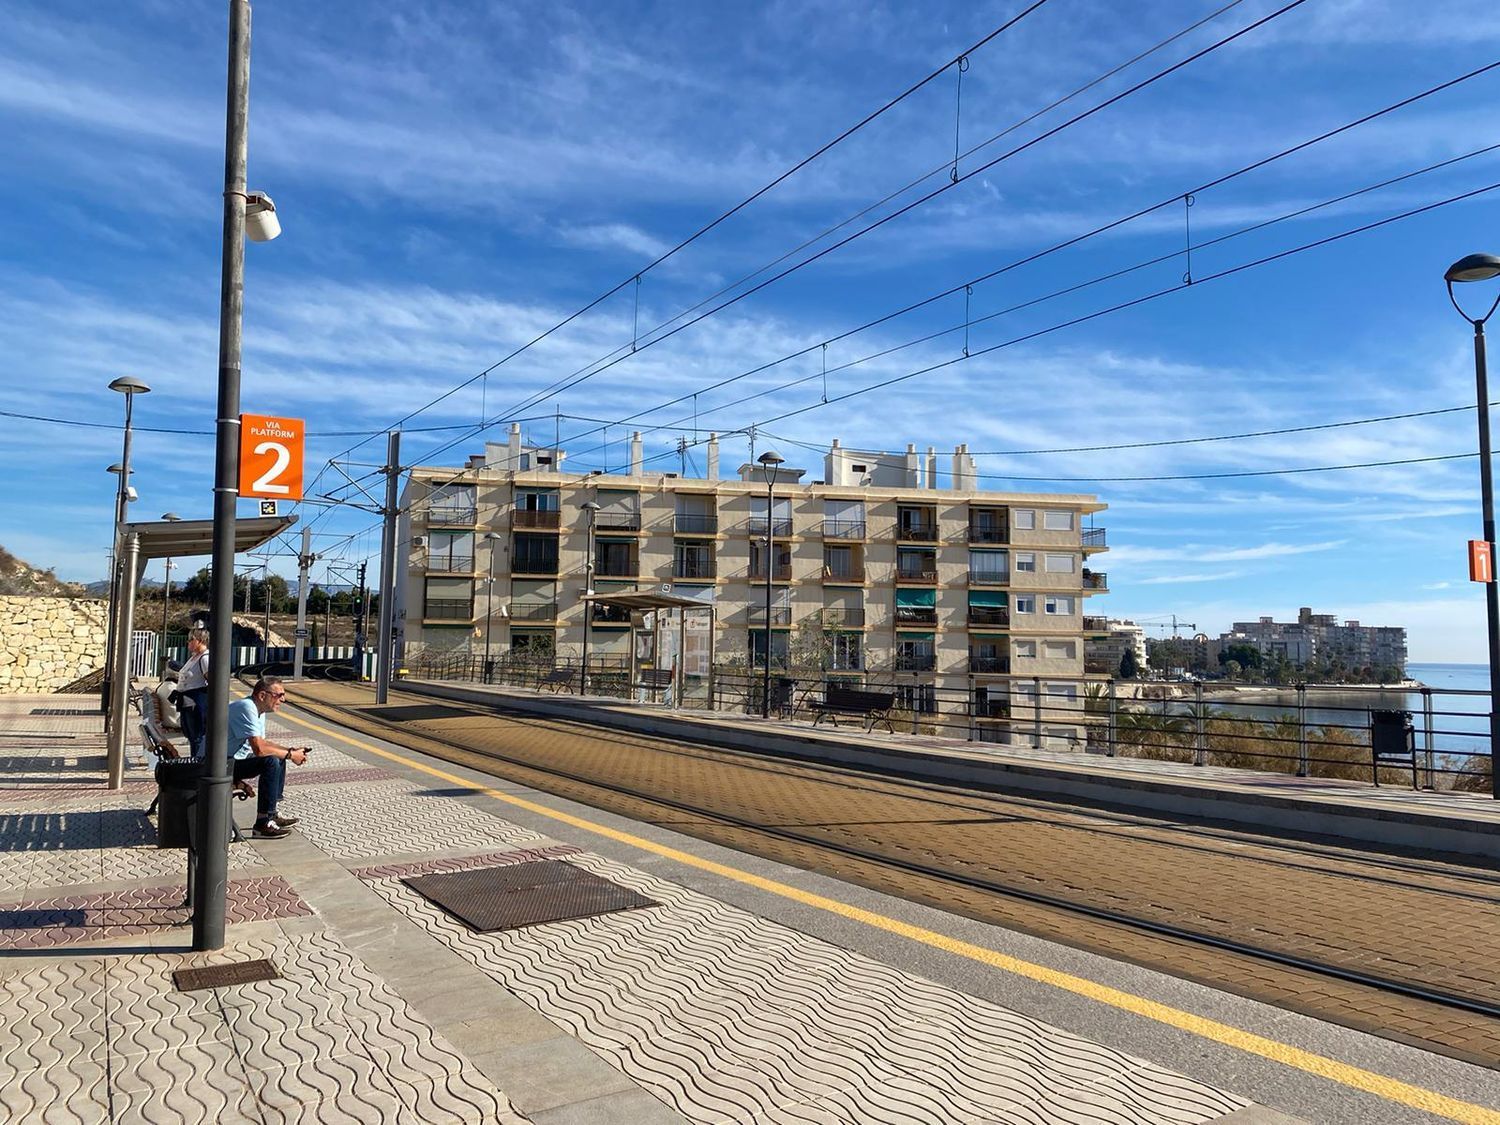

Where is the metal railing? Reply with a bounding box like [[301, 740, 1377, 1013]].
[[823, 564, 865, 582], [968, 525, 1008, 544], [748, 517, 794, 538], [968, 569, 1008, 585], [1083, 570, 1108, 590], [897, 522, 939, 542], [674, 513, 719, 534], [749, 563, 793, 581], [894, 652, 936, 672], [509, 602, 558, 622], [426, 505, 478, 526], [595, 512, 641, 531], [673, 558, 717, 580], [423, 598, 473, 621], [595, 559, 638, 578], [968, 607, 1009, 627], [970, 656, 1010, 674], [419, 552, 475, 572], [822, 519, 867, 539], [1083, 615, 1110, 632], [896, 566, 938, 583], [748, 605, 793, 626], [1083, 527, 1108, 548], [893, 607, 937, 625], [512, 509, 561, 529], [823, 608, 865, 628], [511, 558, 559, 576]]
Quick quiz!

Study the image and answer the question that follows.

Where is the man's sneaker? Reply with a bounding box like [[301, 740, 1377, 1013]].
[[252, 819, 291, 839], [268, 812, 299, 828]]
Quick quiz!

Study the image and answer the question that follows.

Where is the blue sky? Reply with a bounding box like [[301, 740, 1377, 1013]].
[[4, 0, 1500, 662]]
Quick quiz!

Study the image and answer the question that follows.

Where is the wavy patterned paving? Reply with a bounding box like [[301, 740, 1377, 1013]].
[[362, 851, 1248, 1124], [0, 930, 527, 1124]]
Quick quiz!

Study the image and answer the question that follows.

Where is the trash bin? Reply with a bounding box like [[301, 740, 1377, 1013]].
[[1370, 709, 1417, 787], [154, 759, 207, 849]]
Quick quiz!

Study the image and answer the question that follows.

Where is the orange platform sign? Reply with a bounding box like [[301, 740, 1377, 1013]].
[[238, 413, 305, 500], [1471, 539, 1494, 583]]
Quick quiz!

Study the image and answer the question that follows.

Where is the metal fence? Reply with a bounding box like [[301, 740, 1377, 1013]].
[[403, 654, 1494, 792]]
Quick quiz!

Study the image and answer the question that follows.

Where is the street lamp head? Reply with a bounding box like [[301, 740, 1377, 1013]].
[[106, 463, 130, 475], [1445, 253, 1500, 284], [581, 501, 602, 512], [757, 451, 785, 467], [108, 376, 150, 396], [244, 193, 281, 242], [161, 512, 181, 522], [483, 531, 505, 541]]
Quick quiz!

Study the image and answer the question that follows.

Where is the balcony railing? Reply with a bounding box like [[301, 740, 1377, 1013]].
[[968, 569, 1009, 585], [591, 604, 632, 624], [896, 566, 938, 583], [974, 698, 1012, 719], [823, 608, 865, 628], [1084, 658, 1115, 675], [822, 564, 865, 582], [748, 517, 794, 538], [1083, 527, 1108, 549], [510, 602, 558, 622], [512, 509, 561, 530], [895, 652, 936, 672], [511, 557, 559, 576], [822, 519, 867, 539], [427, 505, 478, 526], [595, 511, 641, 532], [673, 513, 718, 535], [897, 522, 938, 542], [1083, 569, 1108, 590], [894, 607, 937, 626], [673, 558, 716, 580], [968, 607, 1009, 627], [420, 552, 474, 573], [748, 605, 793, 626], [423, 598, 473, 621], [967, 525, 1009, 544], [749, 563, 794, 581], [595, 561, 638, 578], [1083, 615, 1110, 633], [970, 656, 1010, 674]]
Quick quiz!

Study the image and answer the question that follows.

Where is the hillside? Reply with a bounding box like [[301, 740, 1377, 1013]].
[[0, 546, 90, 597]]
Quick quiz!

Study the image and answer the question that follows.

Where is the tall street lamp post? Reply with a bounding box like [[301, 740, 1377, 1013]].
[[579, 501, 601, 695], [483, 531, 504, 683], [1445, 252, 1500, 800], [159, 513, 180, 675], [757, 451, 784, 718], [195, 0, 282, 952], [104, 378, 149, 724]]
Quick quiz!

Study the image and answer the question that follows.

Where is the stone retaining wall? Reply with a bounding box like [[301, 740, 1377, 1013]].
[[0, 596, 108, 693]]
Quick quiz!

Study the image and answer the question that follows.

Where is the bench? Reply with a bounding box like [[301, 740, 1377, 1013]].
[[538, 667, 575, 693], [1371, 709, 1419, 789], [809, 684, 897, 733], [636, 668, 674, 702], [133, 686, 185, 817]]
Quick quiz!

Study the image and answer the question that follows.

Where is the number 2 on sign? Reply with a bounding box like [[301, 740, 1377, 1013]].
[[239, 413, 305, 501]]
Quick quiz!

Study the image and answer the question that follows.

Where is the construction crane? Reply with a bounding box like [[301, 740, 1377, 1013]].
[[1143, 614, 1197, 638]]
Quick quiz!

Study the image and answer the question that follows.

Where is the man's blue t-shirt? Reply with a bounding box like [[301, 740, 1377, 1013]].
[[227, 697, 264, 760]]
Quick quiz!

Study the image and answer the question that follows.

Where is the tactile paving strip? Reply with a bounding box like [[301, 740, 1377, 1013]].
[[0, 931, 525, 1125], [362, 852, 1248, 1124], [0, 875, 312, 950]]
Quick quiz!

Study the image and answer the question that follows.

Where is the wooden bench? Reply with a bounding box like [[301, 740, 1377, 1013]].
[[537, 667, 575, 693], [809, 685, 897, 733]]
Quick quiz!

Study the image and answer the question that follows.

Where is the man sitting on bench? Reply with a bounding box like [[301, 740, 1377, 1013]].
[[228, 676, 310, 839]]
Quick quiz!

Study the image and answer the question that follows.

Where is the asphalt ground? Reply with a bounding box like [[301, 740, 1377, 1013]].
[[287, 680, 1500, 1073]]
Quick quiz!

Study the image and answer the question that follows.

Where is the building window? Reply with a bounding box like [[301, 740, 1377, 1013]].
[[750, 495, 793, 537], [1014, 596, 1036, 614], [673, 541, 714, 580], [1044, 595, 1075, 616], [595, 490, 641, 531], [830, 632, 862, 671], [1042, 640, 1076, 659], [512, 534, 558, 575], [824, 498, 866, 538], [1046, 683, 1079, 700], [896, 547, 937, 581], [510, 629, 555, 660], [1014, 552, 1036, 572], [749, 630, 790, 669], [423, 577, 472, 620], [1012, 509, 1035, 530], [895, 634, 936, 672], [596, 538, 637, 578], [427, 530, 474, 571], [969, 549, 1008, 584], [894, 684, 937, 713], [1013, 639, 1037, 659], [894, 588, 937, 625], [1042, 509, 1075, 531], [1044, 554, 1076, 573]]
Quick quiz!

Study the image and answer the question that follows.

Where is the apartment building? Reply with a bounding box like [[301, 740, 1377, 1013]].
[[395, 425, 1108, 744], [1223, 606, 1408, 677], [1084, 619, 1148, 677]]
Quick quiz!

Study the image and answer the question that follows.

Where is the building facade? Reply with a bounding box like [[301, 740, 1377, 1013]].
[[1084, 619, 1147, 677], [1222, 606, 1408, 677], [395, 427, 1109, 745]]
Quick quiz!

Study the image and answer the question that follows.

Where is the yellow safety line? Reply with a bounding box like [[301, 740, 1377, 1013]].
[[281, 707, 1500, 1125]]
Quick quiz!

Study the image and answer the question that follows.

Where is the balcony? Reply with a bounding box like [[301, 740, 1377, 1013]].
[[511, 557, 559, 577], [595, 512, 641, 532], [1083, 569, 1108, 591], [420, 552, 474, 573], [749, 563, 793, 582], [822, 564, 865, 583], [674, 513, 718, 535], [894, 607, 937, 626], [895, 652, 936, 672], [968, 524, 1008, 544], [1083, 615, 1110, 633], [968, 606, 1010, 628], [590, 604, 632, 625], [973, 697, 1011, 720], [510, 602, 558, 622], [595, 561, 638, 579], [748, 517, 793, 538], [1084, 658, 1115, 675], [823, 608, 865, 628], [822, 519, 867, 540], [968, 569, 1009, 586], [970, 656, 1010, 674], [748, 605, 793, 626], [423, 598, 473, 621], [512, 510, 561, 530], [896, 566, 938, 584], [1082, 527, 1108, 550], [673, 557, 716, 580], [897, 522, 939, 543], [427, 505, 478, 526]]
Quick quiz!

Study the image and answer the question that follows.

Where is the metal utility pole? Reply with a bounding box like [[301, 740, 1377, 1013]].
[[353, 560, 368, 679], [375, 431, 400, 703], [193, 0, 251, 951], [261, 559, 271, 662], [293, 527, 315, 680]]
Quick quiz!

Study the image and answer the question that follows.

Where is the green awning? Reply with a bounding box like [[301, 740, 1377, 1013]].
[[968, 590, 1007, 607], [894, 588, 937, 608]]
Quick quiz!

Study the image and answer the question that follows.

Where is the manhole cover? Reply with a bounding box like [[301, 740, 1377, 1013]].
[[404, 860, 657, 932], [173, 959, 281, 992]]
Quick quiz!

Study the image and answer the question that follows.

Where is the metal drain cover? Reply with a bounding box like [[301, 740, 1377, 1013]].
[[173, 959, 281, 992], [404, 860, 657, 932]]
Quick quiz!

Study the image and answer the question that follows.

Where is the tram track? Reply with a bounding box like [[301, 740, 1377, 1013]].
[[284, 680, 1500, 1068]]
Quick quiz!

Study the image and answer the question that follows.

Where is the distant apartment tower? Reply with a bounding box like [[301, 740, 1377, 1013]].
[[1222, 606, 1407, 676], [395, 426, 1109, 746], [1084, 619, 1148, 676]]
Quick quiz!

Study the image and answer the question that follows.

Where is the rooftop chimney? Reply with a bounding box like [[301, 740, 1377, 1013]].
[[706, 432, 719, 481], [630, 431, 644, 475]]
